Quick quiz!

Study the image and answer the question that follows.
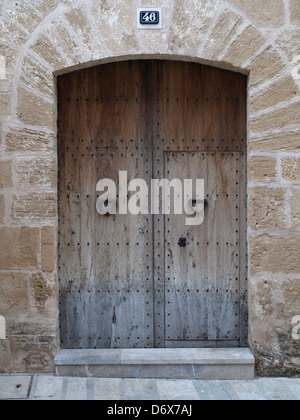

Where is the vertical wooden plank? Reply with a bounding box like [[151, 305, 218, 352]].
[[58, 61, 154, 349], [157, 61, 247, 154], [154, 60, 247, 348], [164, 152, 240, 344], [152, 60, 166, 348], [239, 150, 248, 347]]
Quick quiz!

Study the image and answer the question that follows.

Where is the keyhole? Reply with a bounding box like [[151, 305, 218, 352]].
[[178, 237, 187, 248]]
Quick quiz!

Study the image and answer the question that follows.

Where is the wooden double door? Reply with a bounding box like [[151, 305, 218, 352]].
[[58, 60, 248, 349]]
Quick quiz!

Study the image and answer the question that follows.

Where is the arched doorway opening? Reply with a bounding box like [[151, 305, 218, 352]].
[[57, 60, 247, 349]]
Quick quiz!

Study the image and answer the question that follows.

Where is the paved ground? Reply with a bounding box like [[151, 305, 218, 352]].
[[1, 375, 300, 400]]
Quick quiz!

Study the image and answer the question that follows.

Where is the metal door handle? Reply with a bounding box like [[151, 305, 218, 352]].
[[188, 199, 208, 212], [191, 199, 208, 208]]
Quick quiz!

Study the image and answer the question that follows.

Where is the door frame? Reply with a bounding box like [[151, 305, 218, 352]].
[[57, 58, 249, 350]]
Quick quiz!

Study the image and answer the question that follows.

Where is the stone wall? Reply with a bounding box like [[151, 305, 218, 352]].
[[0, 0, 299, 375]]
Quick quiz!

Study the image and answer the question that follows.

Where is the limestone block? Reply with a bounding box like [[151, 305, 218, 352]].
[[33, 0, 60, 16], [281, 156, 300, 182], [249, 130, 300, 152], [65, 7, 96, 53], [0, 18, 29, 47], [5, 127, 54, 153], [168, 0, 217, 53], [281, 277, 300, 319], [44, 18, 83, 66], [222, 26, 265, 67], [30, 271, 55, 312], [16, 157, 56, 188], [20, 53, 53, 97], [250, 76, 299, 114], [0, 160, 13, 189], [290, 0, 300, 25], [249, 277, 292, 352], [275, 29, 300, 62], [248, 156, 277, 182], [250, 278, 275, 319], [2, 2, 43, 35], [0, 195, 5, 223], [250, 102, 300, 133], [250, 234, 300, 274], [41, 226, 56, 273], [32, 34, 68, 71], [248, 187, 286, 229], [290, 187, 300, 229], [0, 93, 11, 118], [17, 88, 54, 128], [249, 275, 300, 377], [8, 319, 58, 373], [0, 227, 39, 270], [225, 0, 285, 28], [0, 338, 11, 373], [249, 48, 283, 88], [0, 272, 30, 316], [11, 192, 56, 223], [0, 44, 17, 93], [203, 10, 243, 60], [69, 4, 117, 56]]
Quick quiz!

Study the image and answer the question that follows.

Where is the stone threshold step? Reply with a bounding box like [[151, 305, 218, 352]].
[[55, 348, 255, 380]]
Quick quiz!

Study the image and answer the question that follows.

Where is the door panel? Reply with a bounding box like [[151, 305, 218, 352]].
[[58, 60, 247, 349], [58, 62, 154, 349], [164, 152, 240, 345], [152, 61, 247, 348]]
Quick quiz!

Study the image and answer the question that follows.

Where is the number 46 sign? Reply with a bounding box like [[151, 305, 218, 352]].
[[140, 11, 159, 24], [137, 8, 162, 29]]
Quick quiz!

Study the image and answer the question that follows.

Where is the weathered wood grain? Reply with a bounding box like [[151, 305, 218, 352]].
[[58, 62, 154, 349], [58, 60, 247, 349], [164, 152, 240, 343]]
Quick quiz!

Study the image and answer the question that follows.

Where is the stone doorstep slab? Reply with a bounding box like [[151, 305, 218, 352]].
[[55, 348, 254, 366], [121, 348, 255, 365], [54, 348, 255, 380]]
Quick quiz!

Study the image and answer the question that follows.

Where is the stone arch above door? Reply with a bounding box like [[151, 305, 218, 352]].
[[6, 0, 297, 123]]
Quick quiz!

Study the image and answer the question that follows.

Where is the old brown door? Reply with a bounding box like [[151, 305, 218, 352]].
[[58, 60, 247, 349]]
